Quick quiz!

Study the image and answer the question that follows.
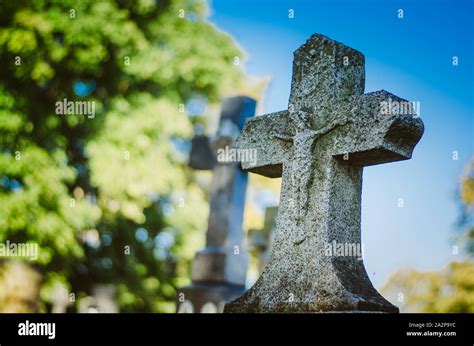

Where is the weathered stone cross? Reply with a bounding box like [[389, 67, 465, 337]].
[[224, 34, 424, 313]]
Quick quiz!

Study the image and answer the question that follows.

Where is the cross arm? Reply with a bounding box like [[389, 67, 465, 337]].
[[329, 90, 424, 166], [234, 110, 294, 178]]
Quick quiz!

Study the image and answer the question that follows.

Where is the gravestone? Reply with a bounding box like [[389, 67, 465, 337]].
[[248, 206, 278, 274], [78, 284, 118, 313], [51, 283, 70, 313], [176, 96, 256, 313], [188, 135, 216, 170], [224, 33, 424, 313]]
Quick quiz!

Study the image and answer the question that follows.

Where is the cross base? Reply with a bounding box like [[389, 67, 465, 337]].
[[224, 284, 399, 313], [225, 300, 399, 314]]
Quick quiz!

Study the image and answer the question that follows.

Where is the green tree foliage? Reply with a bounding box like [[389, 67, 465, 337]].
[[381, 157, 474, 312], [0, 0, 243, 312], [458, 157, 474, 255], [382, 261, 474, 313]]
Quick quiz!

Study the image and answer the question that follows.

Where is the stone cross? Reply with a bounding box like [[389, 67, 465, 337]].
[[224, 34, 424, 313], [248, 206, 278, 274], [177, 96, 256, 313]]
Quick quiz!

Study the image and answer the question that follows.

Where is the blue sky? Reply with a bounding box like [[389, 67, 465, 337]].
[[209, 0, 474, 287]]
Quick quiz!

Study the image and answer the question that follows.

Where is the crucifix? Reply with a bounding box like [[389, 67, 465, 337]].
[[273, 110, 351, 244], [224, 34, 424, 313]]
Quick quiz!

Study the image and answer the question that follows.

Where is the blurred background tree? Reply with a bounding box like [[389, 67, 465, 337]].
[[0, 0, 244, 312], [381, 156, 474, 312]]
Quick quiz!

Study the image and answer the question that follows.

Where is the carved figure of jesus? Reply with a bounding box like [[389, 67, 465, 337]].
[[272, 110, 349, 243]]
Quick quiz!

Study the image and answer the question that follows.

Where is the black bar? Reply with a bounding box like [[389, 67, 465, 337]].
[[0, 313, 472, 345]]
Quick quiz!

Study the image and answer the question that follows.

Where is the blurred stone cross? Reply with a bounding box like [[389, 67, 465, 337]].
[[50, 283, 70, 313], [176, 96, 256, 313], [225, 34, 424, 313], [248, 206, 278, 274]]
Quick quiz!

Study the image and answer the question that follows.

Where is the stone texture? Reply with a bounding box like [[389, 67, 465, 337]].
[[224, 33, 424, 313], [176, 96, 256, 313]]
